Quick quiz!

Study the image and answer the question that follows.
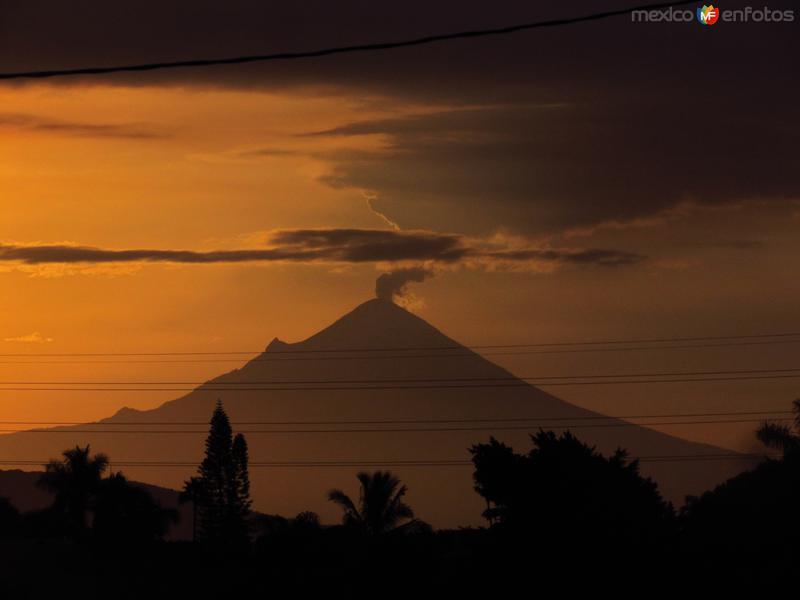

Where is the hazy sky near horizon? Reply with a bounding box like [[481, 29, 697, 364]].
[[0, 0, 798, 451]]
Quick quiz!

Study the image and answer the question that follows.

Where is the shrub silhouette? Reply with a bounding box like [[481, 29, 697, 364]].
[[682, 399, 800, 552], [293, 510, 321, 530], [93, 472, 177, 543], [470, 431, 674, 544]]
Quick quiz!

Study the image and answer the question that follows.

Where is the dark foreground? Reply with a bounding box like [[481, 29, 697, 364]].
[[0, 526, 796, 599], [3, 409, 799, 597]]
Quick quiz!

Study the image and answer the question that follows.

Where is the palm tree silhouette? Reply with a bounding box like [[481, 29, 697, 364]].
[[328, 471, 414, 535], [757, 398, 800, 457], [37, 445, 109, 537]]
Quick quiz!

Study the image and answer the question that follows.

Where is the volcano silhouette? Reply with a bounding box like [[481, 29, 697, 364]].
[[0, 299, 753, 526]]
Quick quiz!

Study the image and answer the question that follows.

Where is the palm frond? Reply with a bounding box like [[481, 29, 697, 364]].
[[757, 422, 799, 452], [328, 488, 359, 521]]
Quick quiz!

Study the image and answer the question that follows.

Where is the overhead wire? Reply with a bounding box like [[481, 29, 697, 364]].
[[0, 1, 701, 81]]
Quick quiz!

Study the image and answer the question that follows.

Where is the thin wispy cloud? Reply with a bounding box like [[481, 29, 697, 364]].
[[0, 229, 645, 274], [0, 112, 167, 139], [3, 331, 53, 343]]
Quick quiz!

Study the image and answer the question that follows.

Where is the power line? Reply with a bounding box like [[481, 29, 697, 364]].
[[0, 409, 792, 427], [0, 417, 791, 435], [0, 373, 797, 392], [1, 331, 798, 357], [2, 339, 798, 365], [0, 367, 797, 386], [0, 454, 777, 468], [0, 1, 699, 81]]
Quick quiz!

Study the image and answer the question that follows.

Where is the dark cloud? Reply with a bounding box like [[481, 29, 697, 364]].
[[485, 247, 645, 267], [0, 231, 465, 265], [270, 228, 466, 263], [0, 244, 290, 264], [1, 1, 796, 234], [0, 1, 650, 95], [375, 267, 433, 301], [0, 112, 166, 139], [1, 0, 795, 102], [705, 240, 767, 251], [309, 103, 800, 234], [0, 229, 644, 270]]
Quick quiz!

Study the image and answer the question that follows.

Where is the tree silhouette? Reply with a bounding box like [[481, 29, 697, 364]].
[[92, 472, 177, 543], [470, 431, 673, 543], [36, 445, 175, 542], [328, 471, 414, 535], [229, 433, 252, 539], [757, 398, 800, 457], [293, 510, 321, 530], [180, 476, 204, 542], [37, 445, 109, 538], [682, 400, 800, 560], [192, 401, 252, 544]]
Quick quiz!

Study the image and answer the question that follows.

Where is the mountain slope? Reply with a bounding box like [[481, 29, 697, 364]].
[[0, 299, 753, 527]]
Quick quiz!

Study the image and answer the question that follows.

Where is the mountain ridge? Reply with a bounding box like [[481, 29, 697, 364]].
[[0, 299, 753, 527]]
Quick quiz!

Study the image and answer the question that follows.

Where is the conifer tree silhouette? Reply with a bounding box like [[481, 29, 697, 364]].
[[190, 400, 251, 545], [230, 433, 252, 535], [179, 476, 204, 542]]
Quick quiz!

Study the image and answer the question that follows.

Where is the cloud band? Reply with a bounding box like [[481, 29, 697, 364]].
[[0, 229, 644, 271]]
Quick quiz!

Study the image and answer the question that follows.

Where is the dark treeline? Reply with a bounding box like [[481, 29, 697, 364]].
[[1, 399, 799, 597], [0, 445, 177, 544]]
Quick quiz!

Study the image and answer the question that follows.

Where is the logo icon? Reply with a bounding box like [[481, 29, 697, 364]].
[[697, 5, 720, 25]]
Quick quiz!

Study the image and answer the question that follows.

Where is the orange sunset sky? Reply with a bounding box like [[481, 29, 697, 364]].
[[0, 0, 798, 454]]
